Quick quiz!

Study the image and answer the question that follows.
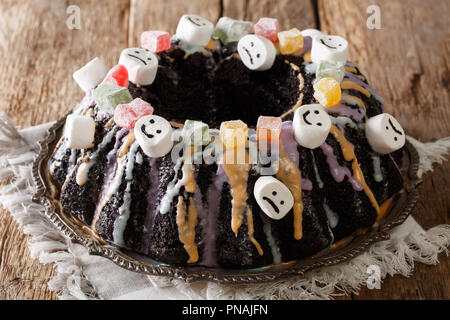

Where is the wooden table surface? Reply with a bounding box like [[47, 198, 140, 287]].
[[0, 0, 449, 300]]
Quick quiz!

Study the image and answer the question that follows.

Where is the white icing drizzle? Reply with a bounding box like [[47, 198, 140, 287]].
[[68, 149, 77, 171], [303, 62, 318, 74], [107, 160, 126, 197], [159, 156, 189, 214], [113, 141, 140, 246], [311, 152, 324, 189], [76, 127, 118, 185], [262, 216, 282, 265], [323, 201, 339, 228], [372, 154, 383, 182], [340, 95, 366, 116], [135, 152, 143, 165], [330, 116, 360, 130]]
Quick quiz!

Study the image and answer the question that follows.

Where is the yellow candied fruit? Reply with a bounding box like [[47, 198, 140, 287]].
[[278, 28, 303, 55], [220, 120, 248, 150], [313, 77, 342, 107]]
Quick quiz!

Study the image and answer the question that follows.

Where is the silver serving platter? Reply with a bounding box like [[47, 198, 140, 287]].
[[32, 112, 421, 284]]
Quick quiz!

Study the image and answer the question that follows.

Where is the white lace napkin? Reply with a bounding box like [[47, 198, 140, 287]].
[[0, 112, 449, 300]]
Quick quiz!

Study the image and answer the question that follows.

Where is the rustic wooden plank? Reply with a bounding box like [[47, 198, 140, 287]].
[[222, 0, 317, 30], [0, 0, 131, 300], [128, 0, 222, 47], [319, 0, 450, 299], [318, 0, 450, 141]]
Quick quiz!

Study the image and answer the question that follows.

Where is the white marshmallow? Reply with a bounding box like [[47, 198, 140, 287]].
[[311, 34, 348, 64], [119, 48, 158, 86], [73, 57, 108, 92], [293, 104, 331, 149], [254, 176, 294, 220], [301, 28, 323, 38], [65, 114, 95, 149], [365, 113, 405, 154], [237, 34, 277, 71], [134, 115, 174, 158], [176, 14, 214, 47]]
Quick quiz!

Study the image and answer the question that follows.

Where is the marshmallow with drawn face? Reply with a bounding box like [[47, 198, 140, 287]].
[[254, 176, 294, 220], [311, 34, 348, 64], [237, 35, 277, 71], [119, 48, 158, 86], [134, 115, 174, 158], [300, 29, 323, 39], [365, 113, 405, 154], [293, 104, 332, 149], [176, 14, 214, 47]]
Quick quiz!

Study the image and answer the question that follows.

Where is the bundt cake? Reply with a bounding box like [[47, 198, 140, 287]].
[[48, 15, 405, 268]]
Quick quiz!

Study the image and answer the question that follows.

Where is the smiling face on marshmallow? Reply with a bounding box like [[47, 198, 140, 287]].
[[176, 14, 214, 47], [134, 115, 174, 158], [119, 48, 158, 86], [254, 176, 294, 220], [311, 34, 348, 64], [365, 113, 405, 154], [237, 34, 277, 71], [293, 104, 332, 149]]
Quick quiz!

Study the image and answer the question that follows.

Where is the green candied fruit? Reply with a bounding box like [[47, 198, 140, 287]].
[[183, 120, 210, 146], [93, 83, 132, 114], [213, 17, 252, 45], [316, 60, 345, 84]]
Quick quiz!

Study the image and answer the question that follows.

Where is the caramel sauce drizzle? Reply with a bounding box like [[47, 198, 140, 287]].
[[329, 125, 380, 216], [275, 145, 304, 240], [175, 147, 199, 263], [176, 196, 199, 263], [344, 65, 366, 82], [221, 150, 263, 255], [222, 151, 251, 236], [246, 207, 264, 256], [341, 81, 371, 98], [280, 61, 305, 119]]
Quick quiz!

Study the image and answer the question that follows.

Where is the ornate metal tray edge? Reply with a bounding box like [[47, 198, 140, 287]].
[[31, 114, 421, 284]]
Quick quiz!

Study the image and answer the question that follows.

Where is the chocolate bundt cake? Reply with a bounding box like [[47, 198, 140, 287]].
[[48, 15, 405, 268]]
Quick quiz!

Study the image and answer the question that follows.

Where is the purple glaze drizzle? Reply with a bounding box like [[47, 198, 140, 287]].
[[302, 178, 313, 191], [94, 128, 128, 220], [321, 142, 363, 191], [200, 165, 229, 267], [141, 157, 161, 254], [294, 36, 312, 56], [326, 104, 365, 122], [280, 121, 299, 166]]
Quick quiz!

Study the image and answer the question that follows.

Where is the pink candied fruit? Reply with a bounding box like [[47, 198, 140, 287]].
[[102, 64, 129, 88], [254, 17, 279, 43], [114, 98, 154, 129], [141, 30, 171, 53], [257, 116, 282, 142]]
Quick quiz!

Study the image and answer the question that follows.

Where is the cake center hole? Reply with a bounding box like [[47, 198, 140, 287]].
[[129, 52, 302, 128]]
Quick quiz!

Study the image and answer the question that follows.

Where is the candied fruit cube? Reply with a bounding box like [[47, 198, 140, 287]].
[[102, 64, 129, 88], [114, 98, 154, 130], [278, 28, 303, 55], [183, 120, 210, 146], [220, 120, 248, 150], [254, 17, 279, 43], [141, 30, 171, 53], [213, 17, 252, 44], [257, 116, 282, 142], [316, 61, 345, 83], [94, 83, 132, 114], [313, 77, 342, 107]]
